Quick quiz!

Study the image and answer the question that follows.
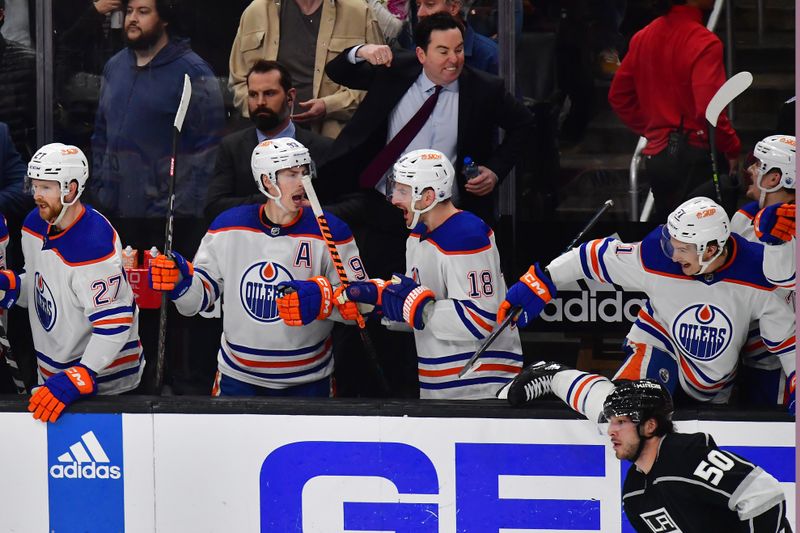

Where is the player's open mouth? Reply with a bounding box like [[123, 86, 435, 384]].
[[291, 193, 307, 205]]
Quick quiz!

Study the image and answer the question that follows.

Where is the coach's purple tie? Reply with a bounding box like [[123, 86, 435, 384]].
[[359, 85, 443, 188]]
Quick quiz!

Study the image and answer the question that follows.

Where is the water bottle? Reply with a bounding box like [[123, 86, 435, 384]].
[[121, 245, 137, 270], [463, 156, 480, 180], [110, 9, 124, 29], [143, 246, 160, 268]]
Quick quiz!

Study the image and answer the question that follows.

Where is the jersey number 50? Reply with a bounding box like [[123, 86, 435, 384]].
[[693, 449, 735, 486]]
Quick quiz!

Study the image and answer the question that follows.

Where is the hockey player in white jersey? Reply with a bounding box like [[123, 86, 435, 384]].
[[497, 197, 795, 410], [149, 138, 365, 396], [0, 143, 144, 422], [315, 149, 523, 399], [728, 135, 795, 407]]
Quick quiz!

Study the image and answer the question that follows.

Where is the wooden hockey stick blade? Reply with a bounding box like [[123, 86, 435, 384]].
[[705, 72, 752, 127], [173, 74, 192, 132], [458, 306, 521, 378]]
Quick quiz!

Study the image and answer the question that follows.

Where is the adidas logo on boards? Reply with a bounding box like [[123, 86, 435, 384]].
[[49, 431, 122, 480]]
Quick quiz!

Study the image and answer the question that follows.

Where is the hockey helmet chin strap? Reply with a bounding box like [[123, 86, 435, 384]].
[[756, 170, 785, 208], [50, 187, 81, 228], [695, 244, 724, 275], [262, 171, 311, 214], [407, 195, 439, 230]]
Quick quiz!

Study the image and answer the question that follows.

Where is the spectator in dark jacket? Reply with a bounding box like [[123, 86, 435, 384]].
[[90, 0, 224, 222], [0, 121, 29, 219], [0, 0, 35, 158]]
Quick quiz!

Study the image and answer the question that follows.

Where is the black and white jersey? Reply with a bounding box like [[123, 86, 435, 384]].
[[623, 432, 791, 533]]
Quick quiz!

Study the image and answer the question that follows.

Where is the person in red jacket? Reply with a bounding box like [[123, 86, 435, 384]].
[[608, 0, 741, 220]]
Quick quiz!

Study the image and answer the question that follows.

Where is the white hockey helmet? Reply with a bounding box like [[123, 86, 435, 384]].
[[387, 149, 454, 229], [27, 143, 89, 225], [753, 135, 796, 206], [251, 138, 315, 207], [661, 197, 730, 275]]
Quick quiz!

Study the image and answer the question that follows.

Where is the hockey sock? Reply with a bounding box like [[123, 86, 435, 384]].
[[552, 370, 616, 423]]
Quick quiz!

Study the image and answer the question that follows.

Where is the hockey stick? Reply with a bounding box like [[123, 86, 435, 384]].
[[705, 71, 753, 203], [300, 175, 391, 395], [154, 74, 192, 394], [459, 199, 615, 378]]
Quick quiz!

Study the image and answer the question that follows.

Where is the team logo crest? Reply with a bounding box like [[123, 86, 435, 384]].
[[640, 507, 683, 532], [34, 272, 57, 331], [239, 261, 293, 323], [671, 303, 732, 361]]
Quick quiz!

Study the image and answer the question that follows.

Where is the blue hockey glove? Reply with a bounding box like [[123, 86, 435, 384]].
[[0, 269, 20, 309], [149, 251, 194, 299], [497, 263, 556, 328], [381, 274, 435, 330], [754, 203, 795, 245], [343, 279, 387, 310], [28, 364, 97, 423], [276, 276, 334, 326]]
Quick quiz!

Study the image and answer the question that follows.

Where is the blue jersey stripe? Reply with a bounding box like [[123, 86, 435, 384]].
[[453, 300, 484, 340], [418, 351, 523, 365], [578, 243, 594, 280], [597, 238, 614, 284], [227, 338, 327, 357], [88, 305, 135, 322], [195, 268, 221, 298], [462, 300, 496, 321], [633, 320, 676, 354], [96, 363, 142, 384], [220, 345, 330, 379], [92, 326, 130, 336], [420, 376, 511, 389]]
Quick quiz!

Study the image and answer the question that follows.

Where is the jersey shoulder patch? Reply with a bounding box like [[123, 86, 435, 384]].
[[209, 204, 263, 232], [41, 206, 117, 266], [424, 211, 492, 254]]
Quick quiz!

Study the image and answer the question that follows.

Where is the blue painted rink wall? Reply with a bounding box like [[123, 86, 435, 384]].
[[0, 397, 794, 532]]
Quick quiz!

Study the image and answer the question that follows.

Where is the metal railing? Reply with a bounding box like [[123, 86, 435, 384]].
[[629, 0, 733, 221]]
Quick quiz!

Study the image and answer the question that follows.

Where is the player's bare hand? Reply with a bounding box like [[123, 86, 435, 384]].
[[465, 166, 499, 197], [94, 0, 122, 15], [356, 44, 393, 67], [292, 98, 327, 122]]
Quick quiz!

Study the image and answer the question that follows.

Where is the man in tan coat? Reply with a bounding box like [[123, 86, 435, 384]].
[[229, 0, 384, 138]]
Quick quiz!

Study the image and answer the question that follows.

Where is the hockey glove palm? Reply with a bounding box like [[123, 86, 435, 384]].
[[382, 274, 435, 330], [497, 263, 556, 328], [276, 276, 334, 326], [0, 269, 20, 309], [28, 364, 97, 423], [149, 252, 194, 298], [754, 203, 795, 244]]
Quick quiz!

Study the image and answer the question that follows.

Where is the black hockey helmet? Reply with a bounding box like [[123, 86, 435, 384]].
[[601, 379, 674, 426]]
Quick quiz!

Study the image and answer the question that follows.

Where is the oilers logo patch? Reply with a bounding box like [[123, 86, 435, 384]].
[[239, 261, 293, 323], [34, 272, 57, 331], [671, 303, 732, 361]]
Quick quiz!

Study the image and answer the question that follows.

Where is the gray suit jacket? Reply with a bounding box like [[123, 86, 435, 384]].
[[204, 125, 332, 222]]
